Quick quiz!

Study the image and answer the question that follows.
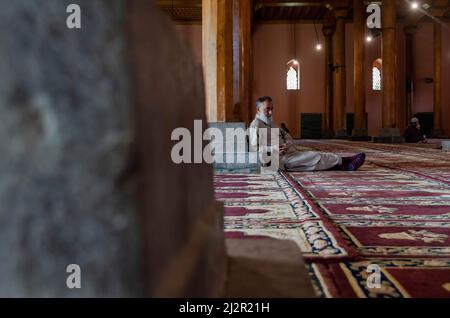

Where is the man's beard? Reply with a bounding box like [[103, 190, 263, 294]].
[[257, 112, 273, 126]]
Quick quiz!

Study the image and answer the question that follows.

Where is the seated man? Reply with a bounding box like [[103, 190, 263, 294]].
[[249, 96, 365, 172], [404, 117, 427, 143]]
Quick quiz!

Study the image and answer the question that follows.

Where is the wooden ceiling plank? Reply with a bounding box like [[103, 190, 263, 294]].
[[159, 0, 450, 22]]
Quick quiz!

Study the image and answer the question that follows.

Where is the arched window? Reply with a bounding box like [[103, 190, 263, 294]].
[[372, 58, 382, 91], [286, 59, 300, 90], [372, 67, 381, 90], [287, 66, 299, 90]]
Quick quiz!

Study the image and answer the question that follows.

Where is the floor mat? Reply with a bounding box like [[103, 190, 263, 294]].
[[214, 140, 450, 297], [308, 259, 450, 298], [215, 172, 355, 260]]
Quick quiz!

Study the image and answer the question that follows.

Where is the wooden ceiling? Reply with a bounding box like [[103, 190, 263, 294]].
[[253, 0, 349, 21], [157, 0, 450, 23]]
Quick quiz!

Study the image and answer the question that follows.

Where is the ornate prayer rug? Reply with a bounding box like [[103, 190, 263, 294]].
[[288, 168, 450, 258], [308, 259, 450, 298], [214, 140, 450, 297], [214, 172, 355, 260]]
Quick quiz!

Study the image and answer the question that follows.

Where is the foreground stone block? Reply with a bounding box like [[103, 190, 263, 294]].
[[0, 0, 142, 297], [0, 0, 226, 297], [224, 239, 316, 298]]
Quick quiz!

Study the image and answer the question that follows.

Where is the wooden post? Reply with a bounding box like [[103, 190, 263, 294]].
[[203, 0, 234, 122], [232, 0, 240, 121], [239, 0, 253, 123], [375, 0, 402, 142], [404, 25, 416, 129], [382, 0, 399, 135], [402, 8, 423, 135], [351, 0, 368, 139], [333, 12, 347, 138], [323, 24, 334, 138], [432, 21, 443, 136], [382, 0, 396, 129]]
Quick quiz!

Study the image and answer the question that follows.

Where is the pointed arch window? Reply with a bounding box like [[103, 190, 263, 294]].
[[286, 59, 300, 90], [372, 58, 382, 91]]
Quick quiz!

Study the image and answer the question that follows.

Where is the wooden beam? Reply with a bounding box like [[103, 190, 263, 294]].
[[258, 2, 325, 7], [256, 0, 350, 6]]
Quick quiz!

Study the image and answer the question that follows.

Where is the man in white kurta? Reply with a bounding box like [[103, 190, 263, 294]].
[[249, 96, 365, 172]]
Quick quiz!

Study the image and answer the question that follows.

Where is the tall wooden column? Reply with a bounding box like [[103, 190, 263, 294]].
[[323, 24, 334, 138], [404, 25, 416, 128], [432, 21, 443, 137], [239, 0, 253, 123], [333, 13, 347, 138], [350, 0, 367, 139], [377, 0, 401, 142], [203, 0, 234, 122]]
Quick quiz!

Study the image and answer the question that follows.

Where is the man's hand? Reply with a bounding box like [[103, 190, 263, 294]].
[[278, 143, 289, 155]]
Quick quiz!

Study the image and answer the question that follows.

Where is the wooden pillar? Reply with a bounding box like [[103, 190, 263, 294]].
[[333, 14, 347, 138], [432, 21, 443, 136], [323, 24, 334, 138], [239, 0, 253, 123], [232, 0, 240, 121], [128, 0, 227, 297], [404, 25, 416, 128], [351, 0, 367, 139], [377, 0, 401, 142], [203, 0, 234, 122]]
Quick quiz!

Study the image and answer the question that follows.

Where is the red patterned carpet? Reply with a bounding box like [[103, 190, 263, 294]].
[[214, 140, 450, 298]]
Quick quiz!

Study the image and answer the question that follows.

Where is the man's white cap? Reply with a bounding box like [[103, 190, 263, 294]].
[[411, 117, 419, 123]]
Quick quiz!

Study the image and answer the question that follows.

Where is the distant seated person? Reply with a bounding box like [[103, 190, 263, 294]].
[[404, 117, 427, 143], [249, 96, 366, 172]]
